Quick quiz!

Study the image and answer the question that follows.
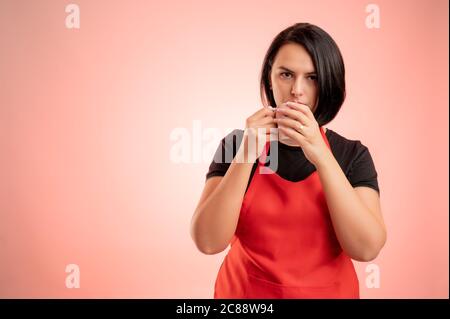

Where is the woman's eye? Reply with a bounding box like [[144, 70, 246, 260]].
[[280, 73, 316, 81]]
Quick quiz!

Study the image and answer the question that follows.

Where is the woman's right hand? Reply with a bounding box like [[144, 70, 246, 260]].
[[236, 106, 277, 163]]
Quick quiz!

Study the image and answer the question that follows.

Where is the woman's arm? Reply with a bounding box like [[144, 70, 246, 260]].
[[275, 102, 386, 262], [315, 150, 387, 262], [191, 107, 276, 255], [190, 156, 254, 255]]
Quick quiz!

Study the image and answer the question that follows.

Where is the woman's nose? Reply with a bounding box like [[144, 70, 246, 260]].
[[291, 78, 306, 96]]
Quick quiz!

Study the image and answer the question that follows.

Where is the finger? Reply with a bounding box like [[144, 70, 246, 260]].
[[278, 126, 306, 145], [274, 117, 306, 132], [263, 106, 276, 118], [249, 108, 266, 120], [276, 107, 310, 124], [260, 116, 276, 125], [286, 102, 315, 121], [246, 117, 275, 131], [276, 111, 309, 126], [247, 124, 276, 135], [252, 106, 276, 119]]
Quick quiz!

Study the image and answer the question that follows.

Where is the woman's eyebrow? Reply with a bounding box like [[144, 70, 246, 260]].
[[278, 66, 316, 74]]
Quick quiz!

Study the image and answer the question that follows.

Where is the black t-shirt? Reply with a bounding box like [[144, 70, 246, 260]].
[[206, 128, 380, 195]]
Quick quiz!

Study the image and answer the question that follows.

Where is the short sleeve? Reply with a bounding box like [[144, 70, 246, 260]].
[[347, 142, 380, 195], [205, 129, 244, 181]]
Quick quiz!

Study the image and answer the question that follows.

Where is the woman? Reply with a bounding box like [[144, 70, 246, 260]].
[[190, 23, 386, 299]]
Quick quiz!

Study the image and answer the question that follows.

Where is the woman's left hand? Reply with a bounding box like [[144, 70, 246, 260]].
[[274, 101, 331, 167]]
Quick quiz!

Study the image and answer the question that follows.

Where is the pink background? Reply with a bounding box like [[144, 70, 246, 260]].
[[0, 0, 448, 298]]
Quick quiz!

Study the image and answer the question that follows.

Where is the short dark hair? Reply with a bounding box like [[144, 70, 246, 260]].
[[260, 23, 346, 126]]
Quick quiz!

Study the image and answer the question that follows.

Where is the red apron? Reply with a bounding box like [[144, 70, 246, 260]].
[[214, 126, 359, 299]]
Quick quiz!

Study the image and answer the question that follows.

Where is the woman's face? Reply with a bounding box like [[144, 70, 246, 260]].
[[270, 43, 318, 112]]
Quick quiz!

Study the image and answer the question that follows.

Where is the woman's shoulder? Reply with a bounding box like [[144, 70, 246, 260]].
[[326, 128, 369, 151], [221, 129, 245, 148], [326, 128, 375, 171], [326, 128, 379, 193], [227, 128, 245, 137]]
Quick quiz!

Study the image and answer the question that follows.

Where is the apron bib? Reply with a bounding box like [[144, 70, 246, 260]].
[[214, 126, 359, 298]]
